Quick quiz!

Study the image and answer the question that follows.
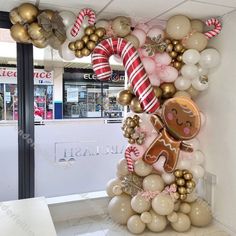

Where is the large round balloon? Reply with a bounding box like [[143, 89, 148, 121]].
[[127, 215, 146, 234], [183, 32, 208, 51], [147, 210, 167, 232], [143, 174, 164, 192], [171, 213, 191, 232], [183, 49, 200, 65], [199, 48, 221, 69], [59, 11, 76, 28], [152, 194, 174, 215], [131, 194, 151, 213]]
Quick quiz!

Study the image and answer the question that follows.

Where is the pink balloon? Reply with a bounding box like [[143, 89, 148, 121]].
[[154, 52, 172, 66], [149, 73, 160, 86], [147, 27, 164, 40], [131, 29, 146, 47], [135, 23, 150, 33], [140, 48, 151, 58], [142, 58, 156, 74], [156, 66, 178, 83]]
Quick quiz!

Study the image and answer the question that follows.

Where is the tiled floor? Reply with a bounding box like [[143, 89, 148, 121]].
[[54, 214, 231, 236]]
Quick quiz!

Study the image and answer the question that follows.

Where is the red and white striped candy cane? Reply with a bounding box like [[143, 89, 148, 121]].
[[71, 8, 96, 37], [92, 38, 160, 113], [204, 18, 222, 39], [125, 146, 140, 172]]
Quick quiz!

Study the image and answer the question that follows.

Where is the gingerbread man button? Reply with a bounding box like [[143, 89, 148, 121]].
[[143, 97, 201, 173]]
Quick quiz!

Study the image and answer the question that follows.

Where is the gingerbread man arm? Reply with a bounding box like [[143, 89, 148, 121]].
[[150, 114, 164, 132], [180, 142, 194, 152]]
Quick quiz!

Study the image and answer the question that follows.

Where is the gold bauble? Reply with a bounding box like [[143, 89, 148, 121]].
[[95, 28, 106, 38], [68, 42, 76, 51], [128, 138, 135, 144], [10, 23, 30, 43], [173, 192, 180, 200], [129, 120, 136, 128], [177, 54, 183, 62], [28, 22, 44, 40], [172, 40, 179, 45], [184, 173, 193, 180], [136, 138, 144, 145], [182, 169, 189, 175], [169, 51, 178, 58], [180, 194, 187, 201], [165, 39, 171, 44], [160, 83, 176, 98], [82, 35, 89, 44], [173, 61, 182, 70], [85, 26, 95, 36], [81, 48, 91, 57], [126, 127, 134, 134], [178, 187, 187, 195], [186, 180, 196, 189], [43, 9, 54, 20], [153, 87, 163, 98], [18, 3, 39, 23], [90, 33, 99, 43], [33, 38, 48, 48], [176, 178, 185, 186], [174, 169, 183, 178], [123, 131, 130, 138], [117, 90, 134, 106], [181, 48, 186, 54], [166, 44, 173, 52], [75, 50, 83, 58], [186, 188, 193, 194], [86, 40, 96, 51], [9, 8, 23, 24], [75, 40, 84, 50], [174, 43, 183, 52], [130, 97, 143, 113]]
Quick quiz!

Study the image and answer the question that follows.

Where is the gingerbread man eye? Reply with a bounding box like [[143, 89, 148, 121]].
[[185, 121, 192, 127], [172, 108, 177, 115]]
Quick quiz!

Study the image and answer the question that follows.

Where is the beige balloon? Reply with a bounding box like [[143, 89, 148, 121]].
[[174, 200, 181, 211], [147, 210, 167, 232], [152, 194, 175, 216], [185, 191, 198, 203], [141, 211, 152, 224], [125, 34, 140, 49], [108, 194, 135, 225], [183, 32, 208, 51], [117, 158, 129, 176], [106, 178, 122, 197], [167, 211, 178, 223], [189, 199, 212, 227], [127, 215, 146, 234], [171, 213, 191, 232], [180, 203, 191, 214], [134, 159, 153, 177], [131, 194, 151, 213], [112, 185, 122, 196], [143, 174, 164, 192], [166, 15, 191, 40], [191, 19, 204, 32]]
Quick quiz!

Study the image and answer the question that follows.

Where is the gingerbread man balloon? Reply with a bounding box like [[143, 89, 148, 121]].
[[143, 97, 201, 173]]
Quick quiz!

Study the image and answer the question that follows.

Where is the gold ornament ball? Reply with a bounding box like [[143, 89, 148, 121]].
[[128, 138, 135, 144], [75, 50, 83, 58], [9, 8, 23, 24], [126, 127, 134, 134], [129, 120, 136, 128], [174, 169, 183, 178], [178, 187, 187, 195], [136, 138, 144, 145], [33, 38, 48, 48], [177, 54, 183, 62], [174, 43, 183, 52], [85, 26, 95, 36], [161, 83, 176, 99], [166, 44, 173, 52], [28, 22, 44, 40], [184, 173, 193, 180], [123, 131, 130, 138], [186, 180, 196, 189], [68, 42, 76, 51], [18, 3, 39, 23], [117, 90, 134, 106], [95, 27, 106, 38], [165, 39, 171, 44], [130, 97, 143, 113], [186, 188, 193, 194], [176, 178, 185, 186], [153, 86, 163, 98], [169, 51, 178, 58], [86, 40, 96, 51], [172, 40, 179, 45], [173, 192, 180, 200], [82, 35, 89, 44], [75, 40, 85, 50], [173, 61, 182, 70], [81, 48, 91, 57], [90, 33, 99, 43], [182, 169, 189, 175], [180, 194, 187, 201], [181, 48, 186, 54], [10, 23, 30, 43]]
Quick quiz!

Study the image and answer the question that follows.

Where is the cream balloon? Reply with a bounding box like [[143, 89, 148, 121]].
[[106, 178, 122, 197], [198, 65, 209, 76], [95, 20, 110, 30], [191, 19, 204, 32], [180, 203, 191, 214], [174, 91, 191, 99], [171, 213, 191, 232], [183, 49, 200, 65], [166, 15, 191, 40], [66, 25, 84, 41], [174, 200, 181, 211], [192, 77, 208, 91], [176, 159, 191, 170], [183, 32, 208, 51], [152, 194, 175, 216], [143, 174, 164, 192], [185, 192, 198, 203], [199, 48, 221, 69], [117, 158, 129, 176], [189, 199, 212, 227], [141, 212, 152, 224], [147, 210, 167, 232], [127, 215, 146, 234], [134, 159, 153, 176], [108, 194, 135, 225], [167, 212, 178, 223], [181, 64, 199, 80], [191, 165, 205, 179], [112, 185, 122, 196], [59, 40, 76, 61], [131, 194, 151, 213], [174, 76, 191, 91], [161, 172, 175, 184], [59, 11, 76, 28]]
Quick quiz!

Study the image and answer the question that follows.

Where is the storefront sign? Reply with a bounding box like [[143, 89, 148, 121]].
[[67, 87, 79, 102], [0, 67, 53, 85], [83, 72, 125, 82]]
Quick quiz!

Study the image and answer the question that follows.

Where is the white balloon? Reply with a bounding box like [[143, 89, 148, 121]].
[[192, 77, 208, 91], [59, 40, 76, 61], [198, 65, 209, 76], [183, 49, 200, 64], [176, 159, 191, 170], [96, 19, 110, 30], [191, 165, 205, 179], [194, 150, 205, 165], [161, 172, 175, 184], [174, 76, 191, 91], [181, 64, 199, 80], [59, 11, 76, 28], [199, 48, 221, 69], [66, 25, 85, 41]]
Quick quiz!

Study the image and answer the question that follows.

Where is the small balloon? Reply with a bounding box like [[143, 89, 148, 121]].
[[147, 27, 164, 40], [18, 3, 39, 24], [181, 64, 199, 80], [191, 76, 208, 91], [154, 52, 172, 66], [191, 165, 205, 179], [131, 194, 151, 213], [127, 215, 146, 234], [171, 213, 191, 232], [125, 34, 140, 49], [134, 159, 153, 177], [174, 76, 191, 91], [183, 49, 200, 65], [147, 210, 167, 232], [95, 20, 110, 30]]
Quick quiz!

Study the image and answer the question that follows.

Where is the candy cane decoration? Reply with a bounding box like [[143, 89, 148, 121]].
[[204, 18, 222, 39], [92, 38, 160, 113], [71, 8, 96, 37], [125, 146, 140, 172]]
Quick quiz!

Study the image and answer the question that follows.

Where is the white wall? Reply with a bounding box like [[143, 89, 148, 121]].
[[197, 11, 236, 232]]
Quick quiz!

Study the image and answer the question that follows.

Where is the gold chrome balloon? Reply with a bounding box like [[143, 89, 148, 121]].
[[166, 44, 173, 52], [90, 33, 99, 43], [130, 97, 143, 113], [176, 178, 185, 186], [128, 138, 135, 144], [178, 187, 187, 195], [153, 87, 163, 98], [172, 40, 179, 45], [173, 61, 182, 70], [169, 51, 178, 58], [75, 50, 83, 58], [9, 8, 23, 24], [68, 42, 76, 51], [174, 43, 183, 52], [86, 40, 96, 51], [177, 54, 183, 62], [33, 38, 48, 48], [82, 35, 89, 44], [186, 180, 196, 189], [18, 3, 39, 23], [10, 23, 30, 43], [160, 83, 176, 99], [75, 40, 84, 50], [95, 28, 106, 38], [28, 22, 44, 40], [183, 173, 193, 180], [174, 169, 183, 178], [180, 194, 187, 201], [117, 90, 134, 106], [81, 48, 91, 57], [85, 26, 95, 36]]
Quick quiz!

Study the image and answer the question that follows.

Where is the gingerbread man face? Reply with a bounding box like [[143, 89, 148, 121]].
[[162, 97, 201, 140]]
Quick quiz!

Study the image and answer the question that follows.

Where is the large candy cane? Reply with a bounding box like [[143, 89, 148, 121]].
[[125, 146, 140, 172], [204, 18, 222, 39], [92, 38, 160, 113], [71, 8, 96, 37]]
